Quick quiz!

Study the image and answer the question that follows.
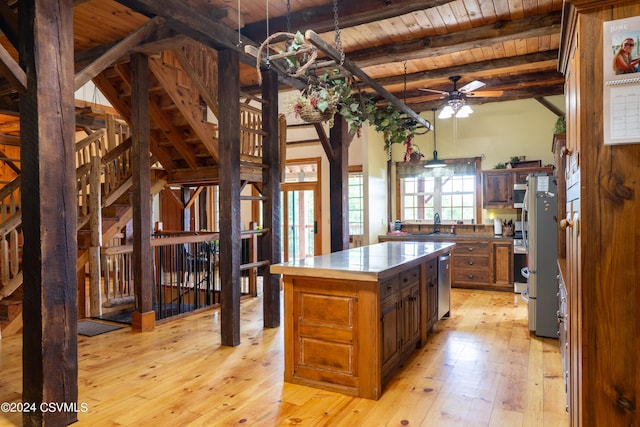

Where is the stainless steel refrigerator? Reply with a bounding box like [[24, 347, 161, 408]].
[[522, 174, 558, 338]]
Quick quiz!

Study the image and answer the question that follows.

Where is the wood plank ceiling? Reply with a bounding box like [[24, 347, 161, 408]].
[[1, 0, 564, 113]]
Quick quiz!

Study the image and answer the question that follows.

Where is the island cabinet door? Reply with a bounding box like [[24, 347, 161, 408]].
[[426, 260, 438, 332], [380, 293, 400, 381]]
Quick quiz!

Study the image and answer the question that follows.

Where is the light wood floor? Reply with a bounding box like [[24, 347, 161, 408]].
[[0, 288, 568, 426]]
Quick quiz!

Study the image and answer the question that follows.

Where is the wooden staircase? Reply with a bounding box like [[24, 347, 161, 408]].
[[0, 39, 277, 338]]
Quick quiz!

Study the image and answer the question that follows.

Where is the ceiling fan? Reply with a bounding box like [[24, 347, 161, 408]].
[[419, 76, 503, 118]]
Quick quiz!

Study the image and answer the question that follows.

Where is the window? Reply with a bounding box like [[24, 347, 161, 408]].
[[398, 158, 481, 223], [348, 167, 364, 236]]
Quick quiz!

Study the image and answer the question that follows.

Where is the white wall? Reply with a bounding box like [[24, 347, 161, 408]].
[[284, 94, 565, 250]]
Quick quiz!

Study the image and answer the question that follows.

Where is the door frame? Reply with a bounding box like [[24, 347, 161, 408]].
[[281, 157, 322, 260]]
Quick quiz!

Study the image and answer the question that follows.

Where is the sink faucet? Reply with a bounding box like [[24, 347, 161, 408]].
[[434, 212, 441, 233]]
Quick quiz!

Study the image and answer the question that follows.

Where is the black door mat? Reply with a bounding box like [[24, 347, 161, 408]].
[[97, 308, 135, 325], [78, 320, 124, 337]]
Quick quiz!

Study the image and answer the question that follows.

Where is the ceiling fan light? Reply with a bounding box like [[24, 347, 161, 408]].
[[439, 105, 454, 119], [456, 105, 473, 118]]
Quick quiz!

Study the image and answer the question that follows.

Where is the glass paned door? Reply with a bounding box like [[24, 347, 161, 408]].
[[281, 187, 317, 262]]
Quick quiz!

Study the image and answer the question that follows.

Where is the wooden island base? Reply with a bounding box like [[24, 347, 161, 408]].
[[272, 241, 454, 400]]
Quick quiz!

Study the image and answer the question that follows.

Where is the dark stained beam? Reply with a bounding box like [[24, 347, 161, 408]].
[[0, 42, 26, 92], [19, 0, 78, 425], [261, 68, 281, 329], [348, 12, 562, 69], [242, 0, 455, 41], [408, 84, 565, 112], [115, 0, 252, 57], [116, 0, 307, 90], [74, 17, 164, 89], [0, 1, 18, 49], [535, 97, 565, 116], [0, 147, 20, 174], [375, 51, 561, 88], [217, 48, 242, 347], [314, 122, 333, 162], [130, 52, 155, 332], [329, 115, 351, 252]]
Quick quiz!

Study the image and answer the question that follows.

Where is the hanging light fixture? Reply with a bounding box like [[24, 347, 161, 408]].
[[425, 108, 447, 168], [438, 98, 473, 119]]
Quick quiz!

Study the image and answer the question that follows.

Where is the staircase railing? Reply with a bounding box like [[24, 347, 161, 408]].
[[0, 116, 131, 304]]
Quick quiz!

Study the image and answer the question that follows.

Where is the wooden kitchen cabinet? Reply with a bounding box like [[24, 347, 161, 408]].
[[490, 241, 513, 290], [482, 171, 513, 209], [451, 241, 490, 288], [380, 283, 400, 383], [425, 258, 438, 332], [482, 166, 554, 209]]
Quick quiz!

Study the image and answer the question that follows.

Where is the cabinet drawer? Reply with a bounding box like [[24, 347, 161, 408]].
[[453, 242, 488, 254], [380, 276, 399, 301], [399, 266, 420, 288], [453, 255, 489, 269], [453, 268, 490, 284]]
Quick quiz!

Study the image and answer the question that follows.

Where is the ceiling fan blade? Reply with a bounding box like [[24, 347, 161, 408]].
[[416, 93, 448, 102], [418, 88, 449, 95], [459, 80, 486, 93], [465, 90, 504, 98]]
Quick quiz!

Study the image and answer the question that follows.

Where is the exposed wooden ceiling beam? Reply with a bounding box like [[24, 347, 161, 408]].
[[0, 1, 17, 50], [304, 30, 432, 132], [74, 17, 165, 90], [115, 0, 307, 90], [374, 51, 561, 88], [348, 12, 562, 69], [535, 97, 565, 117], [242, 0, 455, 41], [407, 84, 565, 112]]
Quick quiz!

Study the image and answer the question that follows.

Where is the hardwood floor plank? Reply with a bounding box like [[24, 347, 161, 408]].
[[0, 289, 567, 427]]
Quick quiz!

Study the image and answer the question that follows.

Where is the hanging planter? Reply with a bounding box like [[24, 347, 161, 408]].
[[293, 83, 340, 124]]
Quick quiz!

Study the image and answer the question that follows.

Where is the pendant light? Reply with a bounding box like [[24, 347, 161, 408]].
[[425, 108, 447, 168]]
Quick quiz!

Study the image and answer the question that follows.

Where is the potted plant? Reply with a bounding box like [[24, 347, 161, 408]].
[[554, 114, 566, 134], [368, 103, 417, 151]]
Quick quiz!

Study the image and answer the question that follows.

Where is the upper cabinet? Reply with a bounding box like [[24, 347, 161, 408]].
[[482, 166, 554, 209], [482, 170, 513, 209]]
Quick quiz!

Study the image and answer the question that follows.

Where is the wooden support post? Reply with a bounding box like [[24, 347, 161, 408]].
[[261, 68, 281, 328], [130, 52, 155, 332], [218, 49, 241, 346], [329, 115, 351, 253], [89, 156, 103, 317], [18, 1, 78, 425]]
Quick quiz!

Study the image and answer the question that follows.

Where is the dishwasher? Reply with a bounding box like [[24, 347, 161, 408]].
[[438, 253, 451, 320]]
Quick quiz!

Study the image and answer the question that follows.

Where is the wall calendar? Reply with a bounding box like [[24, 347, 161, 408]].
[[603, 16, 640, 145]]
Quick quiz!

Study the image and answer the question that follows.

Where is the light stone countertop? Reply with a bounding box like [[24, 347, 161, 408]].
[[270, 241, 455, 282]]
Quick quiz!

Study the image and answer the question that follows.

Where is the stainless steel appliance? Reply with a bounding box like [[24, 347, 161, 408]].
[[513, 183, 527, 208], [513, 238, 527, 293], [522, 174, 558, 338], [438, 253, 451, 320]]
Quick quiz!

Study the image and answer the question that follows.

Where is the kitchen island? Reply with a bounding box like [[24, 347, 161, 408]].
[[270, 241, 454, 400]]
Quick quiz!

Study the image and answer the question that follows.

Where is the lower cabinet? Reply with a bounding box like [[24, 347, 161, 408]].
[[380, 285, 400, 381], [490, 241, 513, 290], [452, 241, 490, 287], [451, 240, 513, 291], [380, 266, 422, 383]]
